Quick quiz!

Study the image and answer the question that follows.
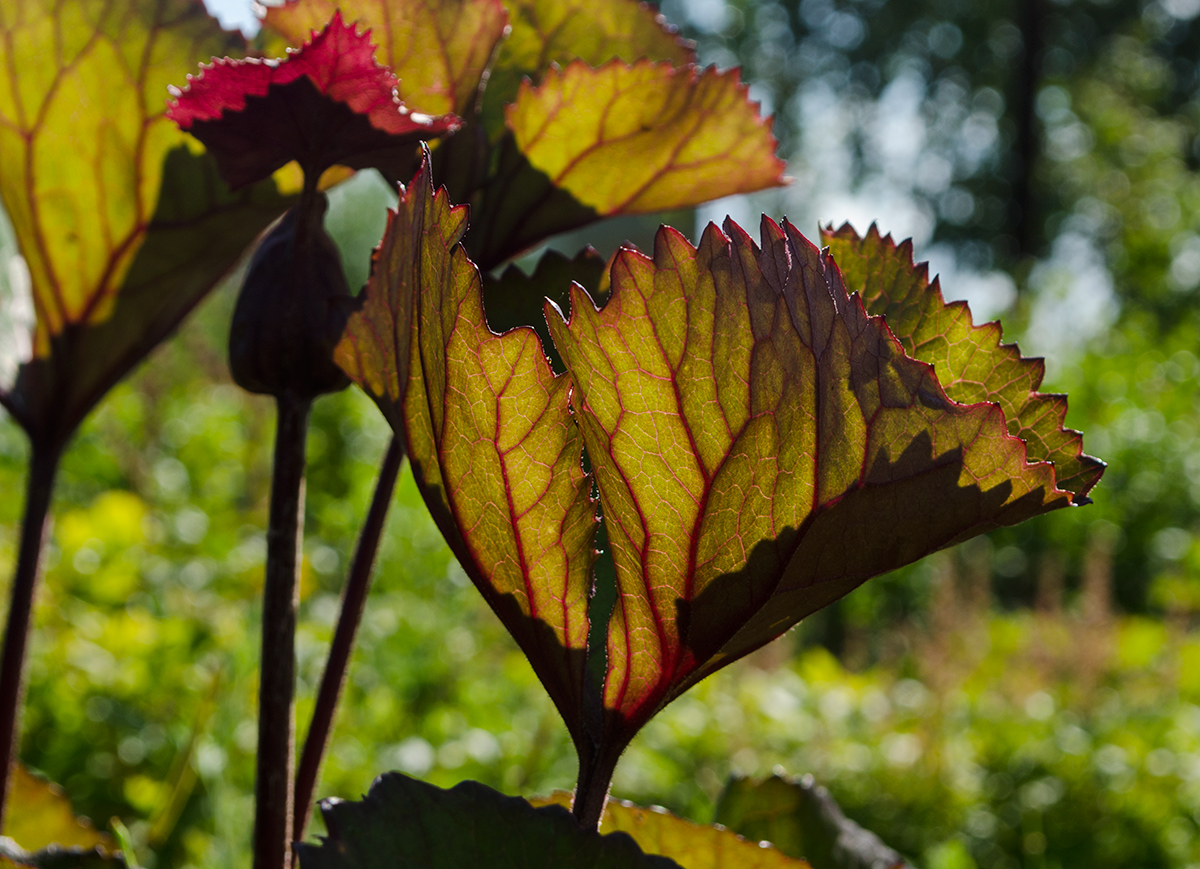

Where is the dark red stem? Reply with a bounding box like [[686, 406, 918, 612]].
[[254, 394, 311, 869], [293, 434, 404, 841], [572, 740, 623, 832], [0, 442, 60, 832]]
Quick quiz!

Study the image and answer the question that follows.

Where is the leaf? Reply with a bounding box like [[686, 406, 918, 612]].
[[465, 60, 786, 268], [0, 0, 290, 448], [2, 766, 110, 851], [533, 792, 811, 868], [295, 773, 680, 869], [167, 11, 460, 187], [482, 247, 609, 372], [261, 0, 509, 117], [0, 766, 125, 869], [480, 0, 694, 133], [821, 223, 1105, 500], [509, 61, 786, 217], [0, 842, 126, 869], [335, 148, 596, 740], [714, 774, 912, 869], [546, 216, 1073, 762]]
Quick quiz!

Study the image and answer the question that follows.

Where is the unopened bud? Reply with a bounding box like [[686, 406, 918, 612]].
[[230, 195, 351, 398]]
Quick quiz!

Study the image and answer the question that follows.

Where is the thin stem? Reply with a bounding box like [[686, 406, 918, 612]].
[[254, 394, 311, 869], [0, 442, 60, 832], [572, 741, 623, 832], [293, 434, 404, 841]]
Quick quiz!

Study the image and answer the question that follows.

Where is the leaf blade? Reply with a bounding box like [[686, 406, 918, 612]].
[[335, 150, 596, 743], [481, 0, 693, 132], [0, 0, 291, 444], [508, 60, 786, 217], [533, 792, 812, 869], [296, 774, 681, 869], [715, 774, 913, 869], [547, 216, 1071, 745], [262, 0, 509, 117], [821, 223, 1105, 499]]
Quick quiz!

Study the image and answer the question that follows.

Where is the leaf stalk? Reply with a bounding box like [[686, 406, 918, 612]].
[[0, 441, 60, 832], [254, 393, 311, 869], [293, 434, 404, 840]]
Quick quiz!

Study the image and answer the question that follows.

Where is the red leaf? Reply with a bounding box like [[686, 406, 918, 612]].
[[167, 12, 459, 187]]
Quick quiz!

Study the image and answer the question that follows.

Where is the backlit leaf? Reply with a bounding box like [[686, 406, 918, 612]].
[[509, 61, 785, 217], [546, 216, 1075, 761], [262, 0, 509, 117], [335, 149, 596, 738], [0, 0, 290, 447], [534, 792, 811, 868], [481, 0, 693, 132], [715, 774, 912, 869], [822, 223, 1105, 499], [482, 247, 609, 372], [2, 766, 110, 851], [167, 12, 459, 187], [463, 59, 786, 267], [295, 773, 680, 869]]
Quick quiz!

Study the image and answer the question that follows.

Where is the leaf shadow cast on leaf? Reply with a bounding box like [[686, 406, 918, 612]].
[[1, 145, 290, 448], [673, 429, 1054, 699]]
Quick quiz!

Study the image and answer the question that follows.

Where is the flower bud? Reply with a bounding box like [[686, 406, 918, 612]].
[[230, 195, 351, 398]]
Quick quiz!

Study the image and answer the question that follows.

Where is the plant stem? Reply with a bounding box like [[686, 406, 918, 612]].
[[254, 394, 311, 869], [293, 434, 403, 840], [572, 742, 622, 832], [0, 442, 60, 832]]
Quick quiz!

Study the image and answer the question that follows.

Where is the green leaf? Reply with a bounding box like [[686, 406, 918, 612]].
[[821, 223, 1105, 500], [546, 216, 1075, 761], [533, 792, 811, 868], [295, 773, 681, 868], [0, 0, 289, 448], [714, 774, 911, 869], [335, 148, 597, 740], [262, 0, 509, 117]]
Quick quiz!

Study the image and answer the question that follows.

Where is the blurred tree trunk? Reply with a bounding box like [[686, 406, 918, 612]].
[[1011, 0, 1045, 263]]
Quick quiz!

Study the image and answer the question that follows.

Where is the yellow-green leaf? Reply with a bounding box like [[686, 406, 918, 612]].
[[336, 148, 596, 738], [0, 0, 289, 447], [509, 60, 786, 218], [822, 223, 1105, 499], [481, 0, 693, 132], [2, 766, 110, 851], [533, 791, 810, 869], [262, 0, 509, 117], [547, 216, 1072, 764]]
